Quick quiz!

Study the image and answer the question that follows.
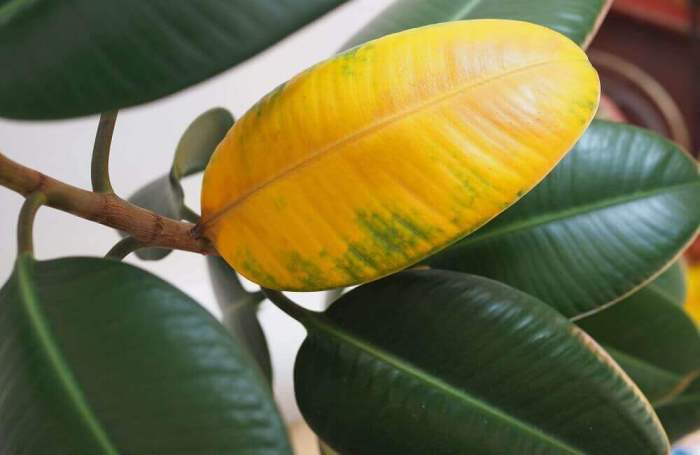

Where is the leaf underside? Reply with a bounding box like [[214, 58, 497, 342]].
[[207, 256, 272, 383], [125, 107, 233, 260]]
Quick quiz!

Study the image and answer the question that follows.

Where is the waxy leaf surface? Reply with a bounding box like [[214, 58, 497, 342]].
[[428, 121, 700, 317], [201, 20, 600, 291], [0, 255, 290, 454], [0, 0, 347, 119], [294, 270, 667, 454], [344, 0, 611, 49], [577, 262, 700, 403]]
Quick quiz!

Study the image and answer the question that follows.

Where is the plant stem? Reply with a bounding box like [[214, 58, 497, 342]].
[[91, 110, 118, 193], [0, 151, 215, 255], [181, 205, 201, 224], [106, 236, 144, 260], [17, 192, 47, 255], [262, 288, 314, 324]]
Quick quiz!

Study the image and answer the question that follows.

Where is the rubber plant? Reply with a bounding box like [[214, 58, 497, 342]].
[[1, 1, 699, 454]]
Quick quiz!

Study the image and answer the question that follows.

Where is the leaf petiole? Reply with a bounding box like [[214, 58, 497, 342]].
[[17, 192, 47, 256], [90, 110, 118, 193], [0, 152, 214, 255], [105, 236, 145, 260], [261, 288, 315, 324]]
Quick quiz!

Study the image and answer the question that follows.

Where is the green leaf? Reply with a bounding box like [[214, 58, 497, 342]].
[[0, 254, 291, 454], [343, 0, 611, 50], [0, 1, 347, 119], [207, 256, 272, 384], [171, 107, 235, 180], [653, 260, 687, 307], [428, 121, 700, 318], [577, 262, 700, 403], [125, 107, 233, 260], [656, 379, 700, 444], [294, 270, 668, 454]]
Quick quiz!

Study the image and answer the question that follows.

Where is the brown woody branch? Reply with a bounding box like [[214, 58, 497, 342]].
[[0, 151, 216, 255]]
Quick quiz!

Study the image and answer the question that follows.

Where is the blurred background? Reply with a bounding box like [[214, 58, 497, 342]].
[[591, 0, 699, 155], [0, 0, 699, 453]]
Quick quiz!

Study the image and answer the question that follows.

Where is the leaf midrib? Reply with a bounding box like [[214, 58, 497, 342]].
[[454, 180, 699, 248], [16, 257, 119, 455], [305, 312, 583, 454], [201, 57, 585, 229]]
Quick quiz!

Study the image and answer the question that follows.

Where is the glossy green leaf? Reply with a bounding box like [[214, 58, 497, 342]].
[[428, 121, 700, 318], [0, 1, 347, 119], [655, 379, 700, 444], [0, 254, 290, 453], [343, 0, 611, 50], [294, 270, 668, 454], [577, 262, 700, 403], [125, 107, 233, 260], [207, 256, 272, 384]]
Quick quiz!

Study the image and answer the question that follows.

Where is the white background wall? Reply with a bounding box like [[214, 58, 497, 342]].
[[0, 0, 394, 423]]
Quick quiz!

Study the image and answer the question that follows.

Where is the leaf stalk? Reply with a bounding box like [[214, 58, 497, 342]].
[[17, 192, 47, 255], [262, 288, 315, 324], [0, 151, 215, 256], [106, 236, 145, 260], [91, 110, 118, 193]]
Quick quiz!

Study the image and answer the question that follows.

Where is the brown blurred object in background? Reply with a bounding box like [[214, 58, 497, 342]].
[[590, 0, 700, 154]]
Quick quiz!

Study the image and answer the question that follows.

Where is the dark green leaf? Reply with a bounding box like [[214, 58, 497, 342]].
[[0, 254, 291, 453], [125, 107, 233, 260], [0, 1, 347, 119], [577, 262, 700, 403], [655, 378, 700, 444], [343, 0, 611, 50], [294, 270, 668, 454], [207, 256, 272, 384], [428, 121, 700, 318]]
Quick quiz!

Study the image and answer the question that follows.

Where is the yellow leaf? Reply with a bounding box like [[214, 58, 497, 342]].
[[200, 19, 600, 291], [685, 263, 700, 326]]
